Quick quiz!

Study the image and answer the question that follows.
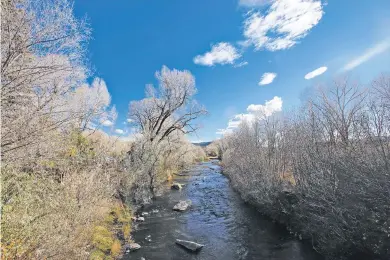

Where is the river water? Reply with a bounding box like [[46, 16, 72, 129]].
[[123, 160, 323, 260]]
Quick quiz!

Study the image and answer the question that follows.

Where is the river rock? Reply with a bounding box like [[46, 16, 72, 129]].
[[175, 239, 204, 252], [171, 182, 183, 190], [173, 200, 191, 211], [129, 243, 141, 251], [132, 216, 145, 222], [125, 243, 141, 253]]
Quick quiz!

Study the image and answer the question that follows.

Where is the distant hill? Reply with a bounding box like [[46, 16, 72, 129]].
[[192, 141, 212, 147]]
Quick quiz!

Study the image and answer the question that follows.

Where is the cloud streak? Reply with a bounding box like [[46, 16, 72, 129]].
[[304, 66, 327, 79], [239, 0, 271, 7], [233, 61, 249, 68], [342, 39, 390, 71]]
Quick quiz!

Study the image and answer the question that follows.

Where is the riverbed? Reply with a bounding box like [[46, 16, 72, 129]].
[[123, 160, 323, 260]]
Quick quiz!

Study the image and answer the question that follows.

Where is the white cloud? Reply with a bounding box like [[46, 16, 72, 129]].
[[247, 96, 283, 116], [216, 96, 283, 135], [216, 113, 256, 136], [101, 120, 114, 127], [239, 0, 271, 7], [192, 139, 205, 144], [243, 0, 324, 51], [193, 42, 241, 66], [304, 66, 327, 79], [228, 116, 246, 128], [342, 39, 390, 71], [115, 129, 124, 134], [259, 72, 277, 85], [237, 40, 252, 49], [216, 128, 233, 135], [233, 61, 249, 68]]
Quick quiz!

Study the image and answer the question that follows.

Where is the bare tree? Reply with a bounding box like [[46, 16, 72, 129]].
[[308, 78, 367, 145], [129, 66, 207, 143], [67, 78, 117, 131], [1, 0, 90, 161], [125, 66, 207, 201]]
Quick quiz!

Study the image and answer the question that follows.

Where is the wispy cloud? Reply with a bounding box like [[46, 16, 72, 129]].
[[342, 39, 390, 71], [233, 61, 249, 68], [304, 66, 327, 79], [101, 120, 114, 127], [239, 0, 271, 7], [259, 72, 277, 85], [115, 129, 124, 134], [194, 42, 241, 66], [216, 96, 283, 136], [243, 0, 324, 51]]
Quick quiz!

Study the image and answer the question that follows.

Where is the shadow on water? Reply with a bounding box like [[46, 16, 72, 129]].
[[123, 160, 324, 260]]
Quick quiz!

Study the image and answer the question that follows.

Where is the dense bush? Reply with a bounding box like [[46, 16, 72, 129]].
[[221, 76, 390, 259]]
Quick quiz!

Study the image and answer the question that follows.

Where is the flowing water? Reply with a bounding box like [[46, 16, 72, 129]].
[[123, 160, 323, 260]]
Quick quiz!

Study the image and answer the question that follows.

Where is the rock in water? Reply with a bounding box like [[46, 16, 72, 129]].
[[129, 243, 141, 251], [145, 235, 152, 242], [175, 239, 204, 252], [171, 182, 182, 190], [173, 200, 191, 211]]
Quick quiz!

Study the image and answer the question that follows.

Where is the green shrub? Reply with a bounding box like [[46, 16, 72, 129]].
[[112, 205, 132, 223], [92, 226, 114, 253], [122, 223, 132, 241], [104, 213, 116, 224], [89, 249, 106, 260]]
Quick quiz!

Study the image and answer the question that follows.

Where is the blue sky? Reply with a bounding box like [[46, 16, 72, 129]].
[[74, 0, 390, 142]]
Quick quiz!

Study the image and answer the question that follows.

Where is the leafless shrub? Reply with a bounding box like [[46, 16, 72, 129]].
[[222, 75, 390, 259]]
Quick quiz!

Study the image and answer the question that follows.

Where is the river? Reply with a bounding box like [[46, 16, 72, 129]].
[[123, 160, 323, 260]]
